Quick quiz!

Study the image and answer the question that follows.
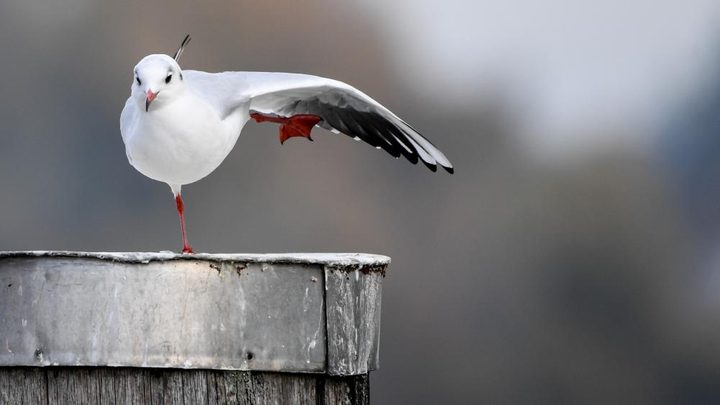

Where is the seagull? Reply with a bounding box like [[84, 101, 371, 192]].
[[120, 35, 453, 253]]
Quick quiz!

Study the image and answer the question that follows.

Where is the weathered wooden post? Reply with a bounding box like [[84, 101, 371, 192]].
[[0, 251, 387, 404]]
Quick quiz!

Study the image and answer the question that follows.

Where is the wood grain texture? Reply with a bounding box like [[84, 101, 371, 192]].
[[251, 372, 318, 404], [0, 367, 369, 404], [324, 374, 370, 405], [0, 368, 47, 404]]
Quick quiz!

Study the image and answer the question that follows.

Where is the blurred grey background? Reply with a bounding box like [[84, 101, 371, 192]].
[[2, 0, 720, 403]]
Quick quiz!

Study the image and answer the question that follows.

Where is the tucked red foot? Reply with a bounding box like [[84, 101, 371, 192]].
[[250, 112, 322, 144], [175, 194, 194, 254]]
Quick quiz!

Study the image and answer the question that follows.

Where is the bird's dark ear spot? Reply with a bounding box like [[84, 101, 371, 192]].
[[165, 73, 173, 84], [180, 72, 183, 80]]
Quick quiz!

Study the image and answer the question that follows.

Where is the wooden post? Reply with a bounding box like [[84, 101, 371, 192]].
[[0, 251, 388, 404]]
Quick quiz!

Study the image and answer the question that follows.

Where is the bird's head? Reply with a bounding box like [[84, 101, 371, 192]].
[[132, 54, 185, 112], [131, 34, 191, 112]]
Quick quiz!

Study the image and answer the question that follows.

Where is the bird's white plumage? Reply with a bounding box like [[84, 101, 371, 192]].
[[121, 53, 453, 196]]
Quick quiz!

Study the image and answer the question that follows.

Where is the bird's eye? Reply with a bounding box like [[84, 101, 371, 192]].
[[136, 77, 142, 86], [165, 74, 172, 84]]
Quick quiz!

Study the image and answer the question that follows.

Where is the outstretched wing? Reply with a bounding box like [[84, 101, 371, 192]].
[[184, 71, 453, 173]]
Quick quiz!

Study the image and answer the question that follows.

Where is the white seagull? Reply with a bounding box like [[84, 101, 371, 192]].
[[120, 35, 453, 253]]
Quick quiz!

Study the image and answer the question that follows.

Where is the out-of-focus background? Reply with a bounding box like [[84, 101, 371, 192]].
[[2, 0, 720, 403]]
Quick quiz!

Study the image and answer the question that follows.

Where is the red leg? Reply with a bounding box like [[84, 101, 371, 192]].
[[250, 112, 322, 144], [175, 194, 194, 254]]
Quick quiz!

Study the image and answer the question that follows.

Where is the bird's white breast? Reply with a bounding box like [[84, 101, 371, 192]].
[[121, 90, 247, 186]]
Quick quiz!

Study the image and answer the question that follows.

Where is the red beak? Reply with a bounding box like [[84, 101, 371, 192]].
[[145, 90, 158, 112]]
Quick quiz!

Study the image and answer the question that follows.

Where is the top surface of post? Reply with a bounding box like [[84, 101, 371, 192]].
[[0, 251, 391, 267], [0, 251, 388, 375]]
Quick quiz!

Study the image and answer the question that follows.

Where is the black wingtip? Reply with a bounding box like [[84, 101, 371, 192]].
[[173, 34, 192, 62], [421, 160, 438, 172], [444, 166, 454, 174]]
